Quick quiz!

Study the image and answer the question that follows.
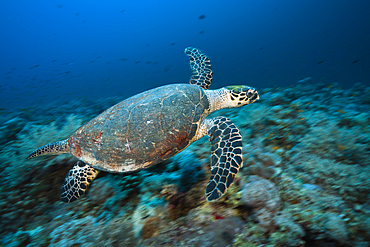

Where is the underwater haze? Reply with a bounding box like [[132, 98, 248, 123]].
[[1, 1, 370, 247], [1, 0, 370, 110]]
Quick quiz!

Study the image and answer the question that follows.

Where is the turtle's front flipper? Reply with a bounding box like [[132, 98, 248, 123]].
[[205, 117, 243, 201], [61, 161, 99, 203], [27, 139, 70, 159], [184, 47, 213, 90]]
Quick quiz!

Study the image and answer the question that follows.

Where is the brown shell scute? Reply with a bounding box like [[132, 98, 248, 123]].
[[69, 84, 209, 173]]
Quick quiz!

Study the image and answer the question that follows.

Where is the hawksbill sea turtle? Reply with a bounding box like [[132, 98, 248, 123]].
[[27, 47, 259, 203]]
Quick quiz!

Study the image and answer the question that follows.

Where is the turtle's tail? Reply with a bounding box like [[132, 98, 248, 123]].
[[27, 139, 70, 159]]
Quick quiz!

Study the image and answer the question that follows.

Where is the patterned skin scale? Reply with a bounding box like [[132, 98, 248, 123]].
[[27, 47, 259, 203]]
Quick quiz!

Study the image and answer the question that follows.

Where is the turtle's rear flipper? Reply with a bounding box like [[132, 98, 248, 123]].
[[61, 161, 99, 203], [205, 117, 243, 201], [27, 139, 70, 159]]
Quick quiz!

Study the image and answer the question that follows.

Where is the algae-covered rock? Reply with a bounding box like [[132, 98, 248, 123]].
[[142, 206, 244, 247], [50, 216, 137, 247], [324, 213, 349, 244], [241, 175, 281, 232], [270, 211, 306, 246], [243, 148, 282, 179]]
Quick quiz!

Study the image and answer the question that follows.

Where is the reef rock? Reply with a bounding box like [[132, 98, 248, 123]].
[[241, 175, 281, 232]]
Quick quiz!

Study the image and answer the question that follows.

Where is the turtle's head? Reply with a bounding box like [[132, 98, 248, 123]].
[[224, 85, 259, 108]]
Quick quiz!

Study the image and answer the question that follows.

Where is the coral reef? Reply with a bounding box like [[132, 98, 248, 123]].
[[1, 79, 370, 246]]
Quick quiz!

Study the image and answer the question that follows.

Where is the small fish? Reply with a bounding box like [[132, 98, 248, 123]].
[[29, 64, 39, 69], [198, 14, 206, 20], [317, 60, 324, 64], [337, 110, 346, 114], [271, 146, 280, 150], [352, 59, 360, 64]]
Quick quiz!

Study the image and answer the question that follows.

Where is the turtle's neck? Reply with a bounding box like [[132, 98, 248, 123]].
[[204, 88, 231, 113]]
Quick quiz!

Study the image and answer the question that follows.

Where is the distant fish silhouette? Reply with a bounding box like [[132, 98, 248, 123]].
[[61, 60, 75, 66], [198, 14, 206, 20], [317, 60, 324, 64], [164, 65, 172, 72], [199, 30, 205, 34], [352, 59, 360, 64], [29, 65, 39, 69]]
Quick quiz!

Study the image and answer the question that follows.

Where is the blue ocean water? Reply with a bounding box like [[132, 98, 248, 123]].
[[1, 1, 370, 246], [1, 0, 369, 110]]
